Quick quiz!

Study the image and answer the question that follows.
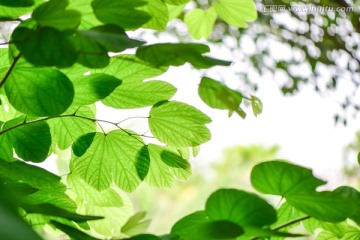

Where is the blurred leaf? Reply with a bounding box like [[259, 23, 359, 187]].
[[167, 3, 186, 21], [5, 66, 74, 116], [50, 221, 100, 240], [71, 130, 150, 191], [103, 80, 176, 109], [0, 0, 34, 7], [164, 0, 190, 5], [251, 95, 263, 117], [205, 189, 277, 227], [212, 0, 257, 28], [171, 211, 244, 240], [136, 43, 231, 69], [184, 8, 217, 40], [145, 144, 191, 188], [92, 0, 150, 29], [32, 0, 81, 30], [149, 101, 211, 147], [121, 212, 151, 237], [198, 77, 245, 118], [251, 160, 326, 196], [126, 234, 161, 240]]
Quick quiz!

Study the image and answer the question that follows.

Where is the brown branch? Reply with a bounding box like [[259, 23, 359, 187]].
[[0, 54, 22, 88]]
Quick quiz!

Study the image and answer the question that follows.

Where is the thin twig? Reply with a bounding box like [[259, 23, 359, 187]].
[[0, 53, 22, 88]]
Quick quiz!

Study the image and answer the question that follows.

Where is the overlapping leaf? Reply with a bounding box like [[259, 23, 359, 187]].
[[92, 0, 150, 29], [2, 116, 51, 162], [149, 101, 211, 147], [145, 144, 191, 188], [32, 0, 81, 31], [136, 43, 231, 69], [102, 80, 176, 109], [139, 0, 168, 30], [5, 66, 74, 116], [164, 0, 190, 5], [71, 130, 150, 191], [198, 77, 246, 118], [212, 0, 257, 28]]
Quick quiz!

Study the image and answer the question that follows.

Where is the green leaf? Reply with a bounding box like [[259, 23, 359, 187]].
[[139, 0, 169, 30], [48, 106, 97, 150], [149, 101, 211, 147], [0, 160, 63, 189], [303, 218, 348, 236], [0, 133, 13, 161], [32, 0, 81, 31], [164, 0, 190, 5], [205, 189, 277, 227], [102, 80, 176, 109], [67, 0, 102, 29], [145, 144, 191, 188], [136, 43, 231, 69], [184, 8, 217, 40], [5, 66, 74, 117], [0, 0, 34, 7], [99, 54, 168, 82], [22, 203, 103, 222], [72, 74, 122, 106], [50, 221, 100, 240], [12, 27, 77, 68], [67, 174, 133, 237], [72, 30, 109, 68], [77, 25, 145, 52], [198, 77, 245, 118], [250, 160, 326, 196], [333, 186, 360, 224], [3, 118, 51, 162], [286, 191, 356, 222], [343, 226, 360, 239], [251, 95, 263, 117], [126, 235, 161, 240], [167, 3, 186, 20], [171, 211, 244, 240], [271, 201, 306, 232], [71, 130, 150, 191], [92, 0, 150, 29], [121, 212, 151, 237], [212, 0, 257, 28]]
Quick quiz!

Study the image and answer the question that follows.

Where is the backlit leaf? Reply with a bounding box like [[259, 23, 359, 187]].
[[136, 43, 231, 69], [92, 0, 150, 29], [139, 0, 169, 30], [205, 189, 277, 227], [251, 160, 326, 196], [102, 80, 176, 109], [50, 221, 100, 240], [251, 95, 263, 117], [164, 0, 190, 5], [5, 66, 74, 116], [145, 144, 191, 188], [198, 77, 245, 118], [184, 8, 217, 40], [149, 101, 211, 147], [32, 0, 81, 31], [71, 130, 150, 191], [121, 212, 151, 237], [72, 74, 122, 106], [212, 0, 257, 28], [48, 106, 97, 150]]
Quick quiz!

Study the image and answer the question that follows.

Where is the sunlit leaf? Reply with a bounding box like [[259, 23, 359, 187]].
[[212, 0, 257, 28], [149, 101, 211, 147], [198, 77, 245, 118], [50, 221, 100, 240], [333, 186, 360, 224], [145, 144, 191, 188], [32, 0, 81, 31], [251, 95, 263, 117], [102, 80, 176, 109], [5, 66, 74, 116], [164, 0, 190, 5], [251, 160, 326, 196], [184, 8, 217, 40], [136, 43, 231, 69], [205, 189, 277, 227], [92, 0, 150, 29], [71, 130, 150, 191], [167, 3, 186, 20], [271, 201, 306, 233], [72, 74, 122, 106], [121, 212, 151, 237], [48, 106, 97, 150], [139, 0, 168, 30]]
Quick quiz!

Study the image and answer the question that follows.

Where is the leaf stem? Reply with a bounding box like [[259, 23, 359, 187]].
[[0, 53, 22, 88]]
